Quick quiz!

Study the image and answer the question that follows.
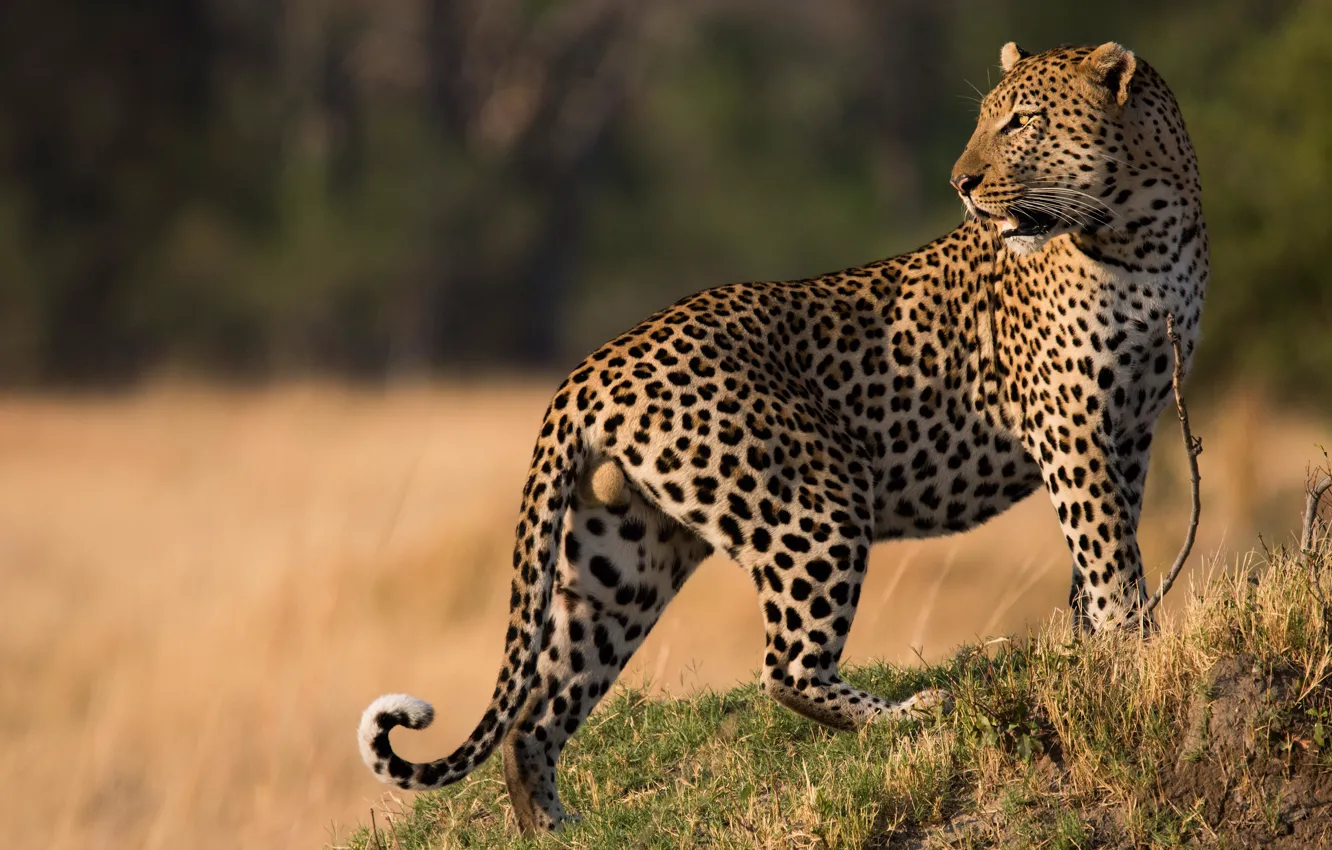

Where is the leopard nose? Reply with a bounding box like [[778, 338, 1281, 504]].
[[950, 173, 983, 195]]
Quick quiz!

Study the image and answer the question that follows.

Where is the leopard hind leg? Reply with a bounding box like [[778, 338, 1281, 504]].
[[501, 481, 711, 832]]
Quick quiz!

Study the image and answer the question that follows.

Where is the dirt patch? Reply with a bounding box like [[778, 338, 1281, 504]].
[[898, 655, 1332, 849], [1165, 654, 1332, 847]]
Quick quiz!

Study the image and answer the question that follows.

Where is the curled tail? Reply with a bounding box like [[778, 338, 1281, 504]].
[[358, 419, 583, 790]]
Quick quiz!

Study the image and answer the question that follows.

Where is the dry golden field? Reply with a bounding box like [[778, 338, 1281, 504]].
[[0, 383, 1326, 850]]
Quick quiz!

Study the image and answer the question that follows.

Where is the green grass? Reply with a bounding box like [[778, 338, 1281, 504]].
[[338, 536, 1332, 849]]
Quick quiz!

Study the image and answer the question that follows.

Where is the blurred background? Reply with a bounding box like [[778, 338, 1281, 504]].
[[2, 1, 1331, 848]]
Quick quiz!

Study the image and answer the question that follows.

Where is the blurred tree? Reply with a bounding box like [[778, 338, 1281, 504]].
[[410, 0, 667, 369], [0, 0, 285, 382], [1187, 0, 1332, 404], [0, 0, 1324, 409]]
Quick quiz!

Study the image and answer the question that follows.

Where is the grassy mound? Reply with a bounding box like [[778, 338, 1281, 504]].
[[338, 538, 1332, 849]]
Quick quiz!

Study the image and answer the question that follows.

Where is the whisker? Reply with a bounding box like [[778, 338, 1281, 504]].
[[1023, 194, 1126, 238], [1025, 183, 1117, 212], [1026, 185, 1106, 200], [1013, 199, 1083, 231], [1023, 193, 1100, 213], [1026, 185, 1109, 204], [1024, 193, 1111, 220], [1016, 193, 1092, 218], [1024, 188, 1121, 224], [1012, 190, 1128, 239], [1010, 201, 1078, 233]]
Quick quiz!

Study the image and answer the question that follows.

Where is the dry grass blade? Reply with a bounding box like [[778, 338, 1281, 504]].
[[9, 386, 1329, 850], [1143, 312, 1203, 618], [1301, 474, 1332, 552]]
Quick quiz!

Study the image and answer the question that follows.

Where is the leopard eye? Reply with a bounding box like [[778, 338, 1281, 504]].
[[1004, 112, 1036, 133]]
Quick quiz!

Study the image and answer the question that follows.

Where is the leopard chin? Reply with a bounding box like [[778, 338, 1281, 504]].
[[1000, 227, 1057, 256], [996, 209, 1065, 256]]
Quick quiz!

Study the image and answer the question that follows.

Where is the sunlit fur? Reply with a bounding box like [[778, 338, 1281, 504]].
[[358, 42, 1207, 835]]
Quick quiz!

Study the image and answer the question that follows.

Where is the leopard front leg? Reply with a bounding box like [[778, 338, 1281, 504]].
[[1036, 423, 1150, 633], [1067, 426, 1156, 631]]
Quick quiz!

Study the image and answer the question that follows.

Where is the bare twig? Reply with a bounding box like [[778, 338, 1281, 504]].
[[370, 808, 384, 850], [1142, 313, 1202, 618], [1301, 474, 1332, 552], [1299, 472, 1332, 632], [383, 812, 404, 850]]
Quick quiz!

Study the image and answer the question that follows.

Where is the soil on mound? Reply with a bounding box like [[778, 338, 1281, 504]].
[[897, 654, 1332, 849], [1164, 653, 1332, 848]]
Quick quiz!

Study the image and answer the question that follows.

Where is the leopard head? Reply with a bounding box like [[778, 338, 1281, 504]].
[[951, 42, 1195, 258]]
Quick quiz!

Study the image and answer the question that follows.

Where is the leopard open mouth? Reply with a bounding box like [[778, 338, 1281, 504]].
[[999, 208, 1059, 239]]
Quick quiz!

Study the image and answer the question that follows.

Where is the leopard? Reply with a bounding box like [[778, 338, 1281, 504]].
[[357, 41, 1207, 833]]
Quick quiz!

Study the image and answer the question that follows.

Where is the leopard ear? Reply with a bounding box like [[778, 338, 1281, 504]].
[[1000, 42, 1030, 73], [1080, 42, 1137, 106]]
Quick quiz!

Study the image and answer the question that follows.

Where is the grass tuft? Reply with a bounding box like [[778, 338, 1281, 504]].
[[340, 538, 1332, 849]]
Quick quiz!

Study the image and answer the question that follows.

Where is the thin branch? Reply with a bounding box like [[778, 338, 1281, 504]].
[[1143, 312, 1202, 618], [384, 812, 404, 850], [1299, 472, 1332, 637], [1301, 474, 1332, 552], [370, 808, 384, 850]]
